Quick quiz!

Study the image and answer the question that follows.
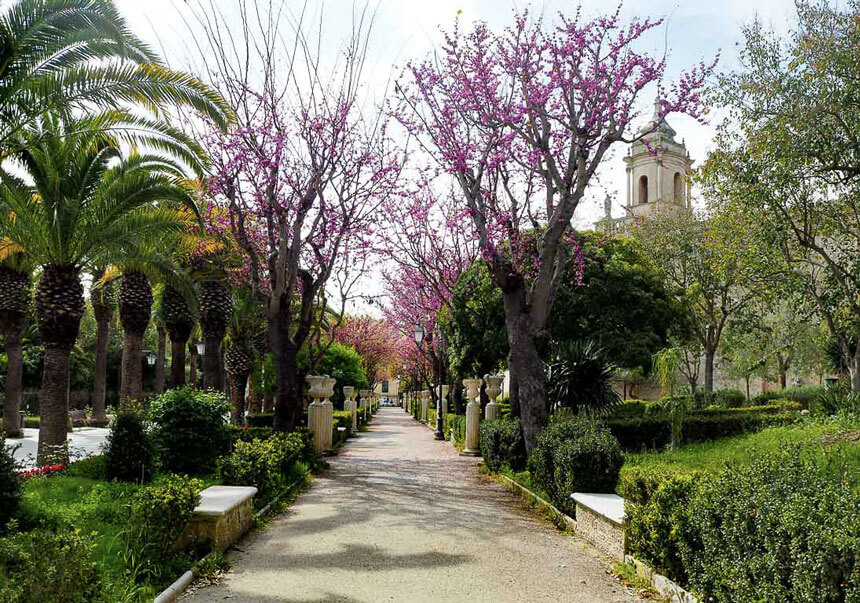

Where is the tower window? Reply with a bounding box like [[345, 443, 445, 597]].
[[674, 172, 684, 202], [638, 175, 648, 204]]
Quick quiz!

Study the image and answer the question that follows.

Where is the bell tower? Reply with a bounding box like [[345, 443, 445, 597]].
[[623, 101, 693, 219]]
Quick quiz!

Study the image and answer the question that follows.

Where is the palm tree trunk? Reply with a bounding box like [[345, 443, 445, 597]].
[[37, 347, 71, 465], [203, 335, 223, 391], [91, 316, 110, 423], [155, 326, 166, 394], [189, 343, 198, 387], [120, 331, 144, 405], [3, 326, 24, 438], [230, 372, 248, 424], [171, 339, 186, 387]]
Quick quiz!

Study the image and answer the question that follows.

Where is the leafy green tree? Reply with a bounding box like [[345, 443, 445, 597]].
[[551, 233, 681, 374], [702, 1, 860, 390]]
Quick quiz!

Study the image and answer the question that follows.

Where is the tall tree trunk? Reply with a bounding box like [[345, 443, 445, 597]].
[[505, 307, 546, 454], [171, 339, 186, 387], [264, 392, 274, 413], [120, 332, 143, 405], [508, 356, 520, 418], [155, 327, 166, 394], [189, 344, 198, 387], [852, 340, 860, 392], [745, 376, 751, 401], [203, 335, 223, 391], [37, 347, 71, 465], [272, 333, 304, 430], [704, 348, 716, 392], [230, 372, 248, 424], [3, 326, 24, 438], [91, 316, 110, 423]]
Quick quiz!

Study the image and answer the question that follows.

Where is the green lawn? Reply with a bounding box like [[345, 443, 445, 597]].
[[15, 458, 223, 600], [623, 418, 860, 476]]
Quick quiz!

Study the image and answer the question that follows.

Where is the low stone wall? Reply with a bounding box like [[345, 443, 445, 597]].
[[574, 503, 624, 560], [182, 486, 257, 552]]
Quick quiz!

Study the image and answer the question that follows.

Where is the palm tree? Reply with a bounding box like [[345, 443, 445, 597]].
[[199, 279, 231, 391], [89, 268, 114, 424], [0, 114, 200, 464], [225, 289, 262, 424], [0, 255, 30, 437], [0, 0, 231, 155], [159, 283, 196, 387]]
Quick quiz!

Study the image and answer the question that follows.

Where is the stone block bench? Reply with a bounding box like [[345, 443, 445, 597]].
[[184, 486, 257, 552], [570, 492, 625, 560]]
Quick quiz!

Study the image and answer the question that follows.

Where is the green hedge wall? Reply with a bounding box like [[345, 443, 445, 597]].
[[607, 403, 800, 451]]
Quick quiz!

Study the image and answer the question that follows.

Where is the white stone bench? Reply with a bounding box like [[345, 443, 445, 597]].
[[570, 492, 626, 560], [183, 486, 258, 552]]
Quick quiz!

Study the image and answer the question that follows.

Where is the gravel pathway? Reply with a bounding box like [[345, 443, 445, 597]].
[[186, 408, 639, 603]]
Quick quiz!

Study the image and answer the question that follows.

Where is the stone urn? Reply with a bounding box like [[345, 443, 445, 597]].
[[484, 374, 504, 421], [343, 386, 357, 432], [460, 378, 483, 456]]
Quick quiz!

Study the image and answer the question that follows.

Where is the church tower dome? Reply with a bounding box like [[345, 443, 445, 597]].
[[623, 100, 693, 219]]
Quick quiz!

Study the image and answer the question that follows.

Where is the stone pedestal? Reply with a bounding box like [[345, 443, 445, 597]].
[[484, 374, 504, 421], [359, 389, 372, 423], [420, 390, 429, 422], [440, 384, 449, 417], [306, 375, 334, 454], [461, 378, 482, 456], [343, 386, 357, 433]]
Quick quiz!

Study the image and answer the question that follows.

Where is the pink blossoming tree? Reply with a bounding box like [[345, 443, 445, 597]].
[[193, 2, 404, 429], [396, 8, 714, 451]]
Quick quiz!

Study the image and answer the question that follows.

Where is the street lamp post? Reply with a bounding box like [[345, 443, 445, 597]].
[[434, 332, 446, 440]]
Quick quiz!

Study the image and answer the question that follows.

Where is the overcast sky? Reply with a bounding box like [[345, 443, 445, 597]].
[[113, 0, 796, 312]]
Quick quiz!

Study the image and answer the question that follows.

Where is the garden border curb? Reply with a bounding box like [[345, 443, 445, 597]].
[[495, 474, 577, 533], [491, 472, 698, 602]]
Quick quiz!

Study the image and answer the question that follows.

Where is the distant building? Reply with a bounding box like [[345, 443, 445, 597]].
[[373, 378, 400, 399], [622, 101, 693, 220]]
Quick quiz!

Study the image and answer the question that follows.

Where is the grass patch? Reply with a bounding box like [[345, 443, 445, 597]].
[[623, 418, 860, 476]]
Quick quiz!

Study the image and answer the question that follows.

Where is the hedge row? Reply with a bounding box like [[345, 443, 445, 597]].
[[618, 447, 860, 601], [607, 403, 800, 451]]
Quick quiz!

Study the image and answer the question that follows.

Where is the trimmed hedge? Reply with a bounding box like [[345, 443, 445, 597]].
[[245, 412, 274, 428], [479, 418, 527, 472], [607, 403, 800, 450], [218, 432, 307, 504], [618, 465, 702, 583], [620, 447, 860, 601], [228, 425, 275, 444], [529, 416, 624, 516], [750, 385, 824, 409], [444, 414, 466, 444], [332, 410, 353, 442]]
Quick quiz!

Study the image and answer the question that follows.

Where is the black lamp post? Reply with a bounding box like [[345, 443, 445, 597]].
[[413, 325, 425, 420], [434, 331, 446, 440]]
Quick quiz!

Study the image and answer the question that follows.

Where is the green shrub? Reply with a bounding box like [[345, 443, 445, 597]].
[[617, 465, 703, 583], [0, 528, 99, 602], [480, 418, 527, 472], [218, 432, 305, 503], [751, 385, 824, 408], [0, 437, 20, 531], [65, 455, 106, 480], [607, 404, 799, 450], [149, 387, 231, 474], [810, 386, 860, 417], [22, 416, 38, 429], [712, 389, 746, 408], [610, 400, 664, 418], [103, 408, 154, 483], [245, 412, 274, 428], [529, 416, 624, 516], [126, 475, 201, 561], [444, 414, 466, 444], [332, 410, 353, 438], [683, 448, 860, 601], [228, 425, 275, 445]]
